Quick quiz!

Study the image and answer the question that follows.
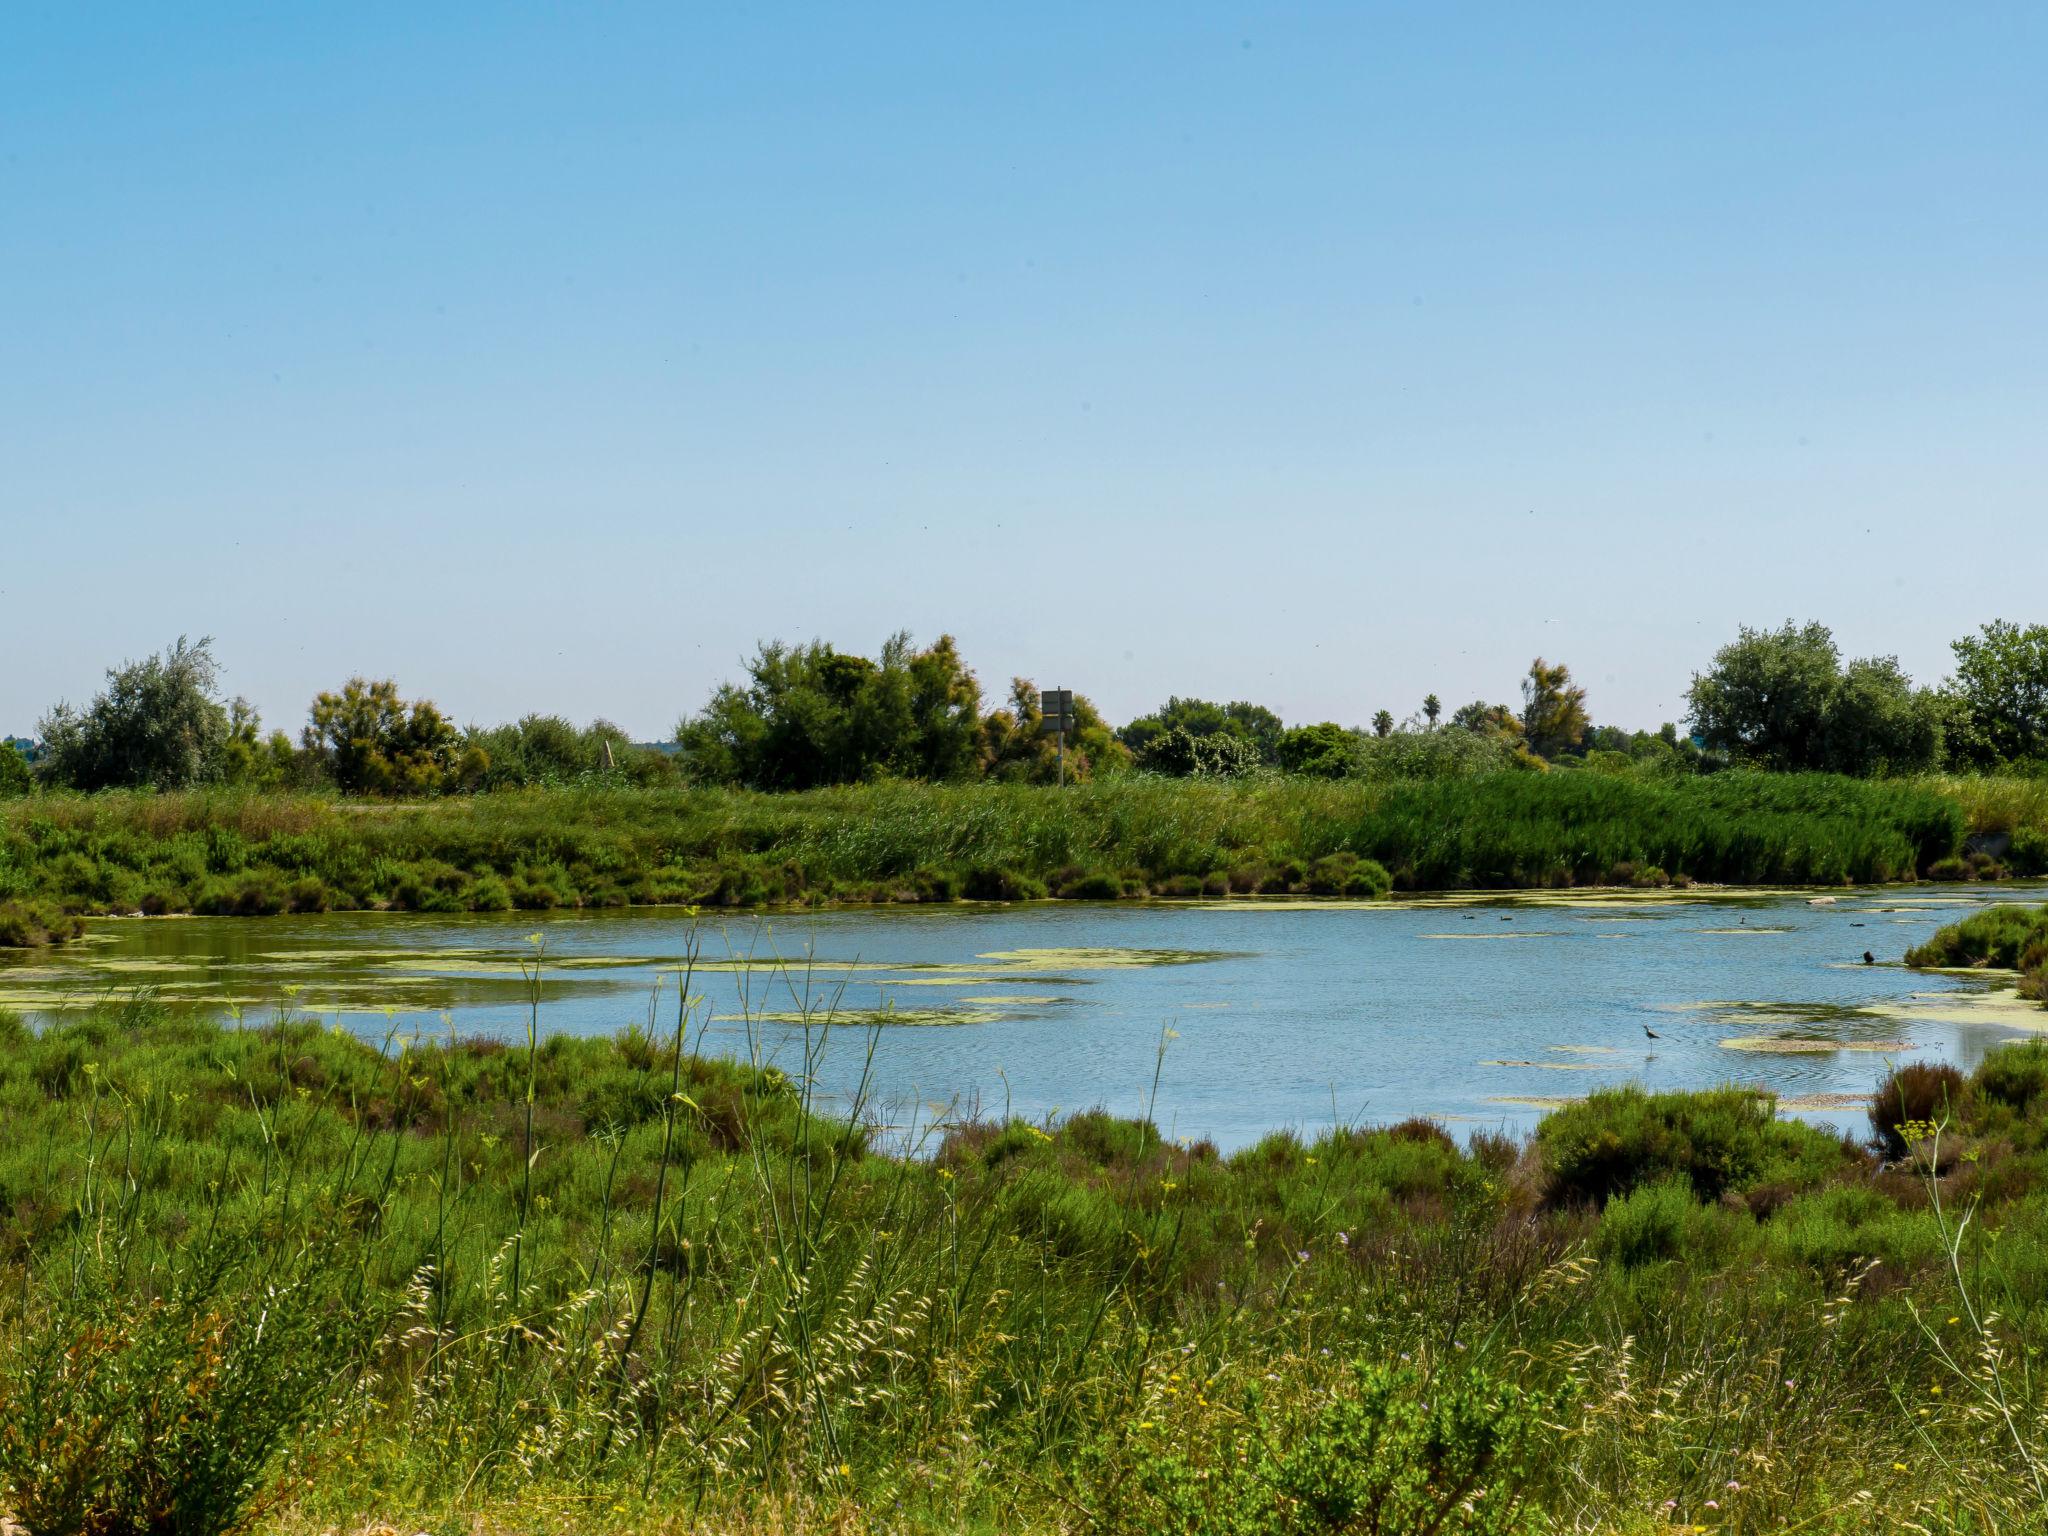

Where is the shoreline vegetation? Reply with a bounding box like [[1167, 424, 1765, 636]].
[[0, 772, 2042, 944], [4, 987, 2048, 1533]]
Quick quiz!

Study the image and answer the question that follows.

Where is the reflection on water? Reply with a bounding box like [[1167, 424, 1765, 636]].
[[2, 882, 2042, 1151]]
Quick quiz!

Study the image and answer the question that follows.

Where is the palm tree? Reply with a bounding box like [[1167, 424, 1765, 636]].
[[1423, 693, 1442, 728], [1372, 710, 1394, 738]]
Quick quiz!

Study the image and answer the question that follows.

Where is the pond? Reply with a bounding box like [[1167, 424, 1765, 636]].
[[4, 882, 2043, 1151]]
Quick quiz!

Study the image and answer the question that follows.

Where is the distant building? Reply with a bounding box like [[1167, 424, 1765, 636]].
[[3, 736, 39, 763]]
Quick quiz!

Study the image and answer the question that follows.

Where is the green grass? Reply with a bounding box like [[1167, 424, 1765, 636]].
[[5, 979, 2048, 1533], [0, 771, 2000, 932]]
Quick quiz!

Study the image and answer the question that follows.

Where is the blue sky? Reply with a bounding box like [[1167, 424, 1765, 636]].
[[3, 3, 2042, 739]]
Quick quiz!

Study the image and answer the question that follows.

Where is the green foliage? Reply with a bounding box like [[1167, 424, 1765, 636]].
[[1520, 657, 1588, 760], [1974, 1040, 2048, 1118], [303, 678, 474, 795], [980, 677, 1130, 783], [1868, 1061, 1971, 1157], [1538, 1086, 1851, 1205], [0, 898, 84, 948], [1113, 1361, 1556, 1535], [1596, 1176, 1736, 1268], [1905, 903, 2048, 970], [1276, 722, 1353, 778], [0, 771, 1978, 920], [0, 741, 31, 798], [1947, 620, 2048, 767], [1120, 697, 1285, 764], [37, 636, 235, 791], [1139, 726, 1262, 779], [0, 1237, 360, 1536], [675, 632, 985, 789], [1687, 622, 1944, 774]]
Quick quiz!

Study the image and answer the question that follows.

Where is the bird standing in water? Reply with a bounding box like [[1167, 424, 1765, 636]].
[[1643, 1024, 1661, 1040], [1863, 950, 1876, 965]]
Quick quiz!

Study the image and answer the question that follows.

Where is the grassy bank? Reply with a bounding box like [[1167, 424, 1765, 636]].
[[5, 975, 2048, 1533], [0, 771, 2022, 930], [1909, 901, 2048, 1006]]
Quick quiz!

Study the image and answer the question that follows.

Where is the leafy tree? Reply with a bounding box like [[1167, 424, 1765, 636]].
[[1818, 657, 1943, 776], [37, 636, 232, 790], [1277, 722, 1354, 778], [1688, 623, 1942, 775], [1520, 658, 1589, 759], [0, 741, 30, 798], [1451, 700, 1522, 739], [1119, 697, 1284, 764], [304, 679, 476, 795], [1686, 622, 1841, 771], [1423, 694, 1442, 727], [675, 633, 984, 789], [219, 700, 301, 789], [982, 678, 1129, 783], [1371, 710, 1394, 738], [1138, 727, 1261, 778], [1948, 620, 2048, 766]]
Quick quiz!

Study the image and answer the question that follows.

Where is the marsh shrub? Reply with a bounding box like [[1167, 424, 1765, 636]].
[[1538, 1087, 1849, 1206], [1110, 1361, 1556, 1536], [1906, 904, 2048, 970], [0, 899, 84, 948], [1595, 1176, 1737, 1269], [1869, 1062, 1970, 1157], [0, 742, 30, 798], [0, 1239, 359, 1536], [1766, 1185, 1944, 1274], [1974, 1040, 2048, 1117]]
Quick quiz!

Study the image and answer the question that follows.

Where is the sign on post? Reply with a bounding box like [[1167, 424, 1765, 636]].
[[1038, 688, 1075, 784]]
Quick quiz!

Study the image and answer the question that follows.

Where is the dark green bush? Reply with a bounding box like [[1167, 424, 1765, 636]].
[[1906, 904, 2048, 970], [1869, 1061, 1970, 1156], [0, 898, 84, 948], [1975, 1040, 2048, 1116], [1538, 1086, 1850, 1205]]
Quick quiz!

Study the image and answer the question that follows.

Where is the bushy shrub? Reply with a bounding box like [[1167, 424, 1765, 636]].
[[1906, 904, 2048, 970], [1766, 1185, 1943, 1274], [1595, 1175, 1736, 1269], [1974, 1039, 2048, 1116], [0, 899, 84, 948], [1305, 852, 1393, 898], [0, 1238, 360, 1536], [1538, 1086, 1849, 1205], [1111, 1360, 1556, 1536], [1869, 1062, 1970, 1156], [0, 741, 31, 798], [961, 865, 1048, 901]]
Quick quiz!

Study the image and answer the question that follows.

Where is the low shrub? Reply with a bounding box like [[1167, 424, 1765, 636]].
[[1538, 1086, 1850, 1206], [1974, 1040, 2048, 1117], [1869, 1061, 1970, 1157], [1905, 904, 2048, 970], [0, 899, 84, 948]]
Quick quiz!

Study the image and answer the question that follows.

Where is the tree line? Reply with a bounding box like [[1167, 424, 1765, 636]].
[[3, 619, 2044, 797]]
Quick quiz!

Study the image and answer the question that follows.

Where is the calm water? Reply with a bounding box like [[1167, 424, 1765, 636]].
[[4, 883, 2043, 1151]]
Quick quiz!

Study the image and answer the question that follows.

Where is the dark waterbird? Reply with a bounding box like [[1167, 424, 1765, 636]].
[[1864, 950, 1876, 965], [1643, 1024, 1661, 1040]]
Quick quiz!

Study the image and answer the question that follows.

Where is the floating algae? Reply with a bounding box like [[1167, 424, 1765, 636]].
[[714, 1007, 1009, 1028], [1479, 1059, 1603, 1071], [1418, 931, 1569, 941], [1548, 1045, 1620, 1055], [1720, 1037, 1913, 1054], [969, 947, 1234, 971]]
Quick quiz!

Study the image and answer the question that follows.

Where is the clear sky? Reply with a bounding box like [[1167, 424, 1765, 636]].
[[3, 3, 2042, 741]]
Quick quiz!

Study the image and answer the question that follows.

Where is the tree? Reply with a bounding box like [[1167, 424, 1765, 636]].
[[304, 679, 474, 795], [37, 636, 232, 790], [1138, 727, 1260, 778], [1520, 658, 1589, 759], [1118, 697, 1285, 764], [1277, 722, 1354, 778], [982, 678, 1130, 783], [0, 740, 30, 798], [1948, 620, 2048, 766], [1371, 710, 1394, 738], [1451, 700, 1521, 739], [1423, 694, 1442, 727], [1818, 657, 1943, 776], [1688, 622, 1943, 775], [1685, 622, 1841, 771], [674, 633, 984, 789]]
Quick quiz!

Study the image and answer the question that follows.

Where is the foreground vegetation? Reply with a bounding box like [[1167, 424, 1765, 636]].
[[4, 977, 2048, 1534], [0, 771, 2029, 935]]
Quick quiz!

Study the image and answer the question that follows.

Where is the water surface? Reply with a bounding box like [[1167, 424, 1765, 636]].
[[4, 882, 2041, 1150]]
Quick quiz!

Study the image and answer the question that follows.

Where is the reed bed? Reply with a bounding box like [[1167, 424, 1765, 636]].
[[0, 771, 2010, 927]]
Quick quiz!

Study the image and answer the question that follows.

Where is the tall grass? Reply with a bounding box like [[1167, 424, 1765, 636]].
[[5, 975, 2048, 1531], [0, 771, 1993, 926]]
